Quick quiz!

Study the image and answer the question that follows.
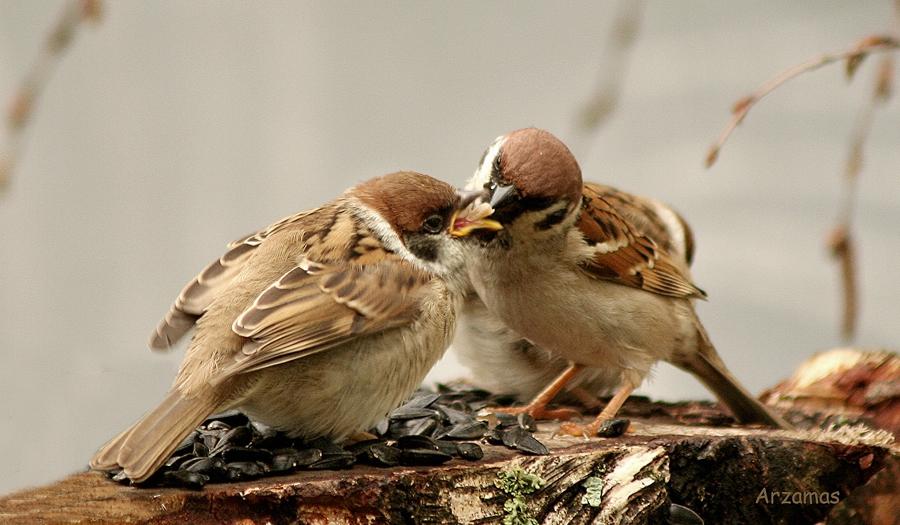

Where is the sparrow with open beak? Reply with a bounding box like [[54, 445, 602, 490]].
[[460, 128, 789, 435], [90, 171, 501, 482], [455, 183, 696, 408]]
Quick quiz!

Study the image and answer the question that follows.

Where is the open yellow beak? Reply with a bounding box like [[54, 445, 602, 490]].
[[449, 199, 503, 237]]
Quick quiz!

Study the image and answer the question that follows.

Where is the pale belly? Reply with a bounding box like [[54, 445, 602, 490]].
[[471, 264, 691, 377], [237, 310, 455, 440]]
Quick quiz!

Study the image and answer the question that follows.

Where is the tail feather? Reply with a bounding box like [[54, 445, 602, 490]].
[[673, 318, 792, 430], [90, 390, 220, 482]]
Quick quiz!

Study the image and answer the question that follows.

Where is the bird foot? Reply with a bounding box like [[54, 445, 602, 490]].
[[492, 405, 581, 421], [558, 417, 631, 438]]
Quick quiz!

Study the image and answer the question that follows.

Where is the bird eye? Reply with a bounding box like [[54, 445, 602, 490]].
[[422, 214, 444, 233]]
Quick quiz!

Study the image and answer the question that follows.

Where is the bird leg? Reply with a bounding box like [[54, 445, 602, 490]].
[[492, 363, 583, 420], [568, 386, 603, 409], [558, 381, 635, 437]]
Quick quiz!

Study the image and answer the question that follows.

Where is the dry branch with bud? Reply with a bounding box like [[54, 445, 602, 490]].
[[704, 34, 899, 168], [705, 20, 900, 341]]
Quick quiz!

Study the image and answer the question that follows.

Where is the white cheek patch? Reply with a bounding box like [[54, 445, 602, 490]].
[[466, 135, 506, 191], [350, 200, 447, 275]]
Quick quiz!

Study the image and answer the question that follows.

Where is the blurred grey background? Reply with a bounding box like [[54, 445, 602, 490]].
[[1, 1, 898, 494]]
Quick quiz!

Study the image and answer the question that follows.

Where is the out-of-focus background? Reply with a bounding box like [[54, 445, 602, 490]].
[[1, 0, 898, 494]]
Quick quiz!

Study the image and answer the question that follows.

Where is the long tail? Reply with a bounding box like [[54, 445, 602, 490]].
[[672, 317, 792, 429], [90, 390, 220, 482]]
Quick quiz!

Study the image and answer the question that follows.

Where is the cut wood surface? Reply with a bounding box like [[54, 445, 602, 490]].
[[1, 409, 895, 524], [1, 349, 897, 525]]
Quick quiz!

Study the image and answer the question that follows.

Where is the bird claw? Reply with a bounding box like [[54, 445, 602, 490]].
[[558, 421, 600, 439]]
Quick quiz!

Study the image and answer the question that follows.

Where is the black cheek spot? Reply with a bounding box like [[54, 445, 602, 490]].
[[405, 235, 439, 262], [535, 208, 568, 230]]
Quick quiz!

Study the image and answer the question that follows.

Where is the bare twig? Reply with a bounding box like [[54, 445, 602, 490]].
[[0, 0, 102, 194], [826, 7, 899, 340], [827, 226, 858, 340], [704, 34, 900, 168], [577, 0, 644, 134]]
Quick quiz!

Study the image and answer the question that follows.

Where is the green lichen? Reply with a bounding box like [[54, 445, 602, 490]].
[[495, 468, 545, 525], [580, 476, 605, 507]]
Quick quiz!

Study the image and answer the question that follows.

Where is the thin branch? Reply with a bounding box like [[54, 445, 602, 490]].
[[0, 0, 102, 194], [827, 7, 898, 341], [577, 0, 644, 134], [704, 35, 900, 168]]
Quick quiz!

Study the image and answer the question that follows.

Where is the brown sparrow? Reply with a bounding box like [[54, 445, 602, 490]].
[[90, 171, 501, 482], [460, 128, 789, 435], [455, 182, 695, 408]]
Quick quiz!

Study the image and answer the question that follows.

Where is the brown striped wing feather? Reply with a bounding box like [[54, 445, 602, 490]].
[[148, 210, 319, 351], [577, 184, 705, 299], [583, 182, 694, 263], [220, 256, 432, 377]]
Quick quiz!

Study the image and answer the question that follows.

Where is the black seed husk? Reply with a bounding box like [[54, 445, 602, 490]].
[[596, 418, 630, 438], [439, 420, 488, 440], [220, 446, 273, 464], [102, 383, 555, 487], [399, 448, 453, 466], [226, 461, 267, 480], [456, 442, 484, 460], [163, 469, 208, 490], [396, 435, 439, 451]]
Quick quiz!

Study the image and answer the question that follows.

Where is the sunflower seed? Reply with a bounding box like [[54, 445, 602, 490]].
[[184, 457, 227, 480], [596, 418, 629, 438], [220, 446, 273, 464], [434, 440, 459, 456], [308, 453, 354, 470], [356, 443, 402, 467], [396, 435, 439, 450], [456, 442, 484, 460], [270, 448, 322, 472], [192, 441, 208, 458], [226, 461, 267, 480], [438, 420, 488, 440], [399, 448, 453, 466], [163, 469, 208, 489], [669, 503, 705, 525], [389, 407, 441, 421], [501, 426, 549, 455], [402, 392, 441, 409], [204, 409, 249, 428]]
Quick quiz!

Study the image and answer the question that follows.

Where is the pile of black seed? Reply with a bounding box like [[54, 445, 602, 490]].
[[106, 383, 549, 489]]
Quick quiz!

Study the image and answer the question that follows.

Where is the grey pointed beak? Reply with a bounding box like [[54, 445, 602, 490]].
[[488, 183, 517, 209], [456, 188, 488, 209]]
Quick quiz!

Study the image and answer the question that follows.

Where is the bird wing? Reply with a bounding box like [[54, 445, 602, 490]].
[[219, 255, 433, 377], [576, 183, 705, 299], [583, 182, 695, 265], [148, 210, 319, 351]]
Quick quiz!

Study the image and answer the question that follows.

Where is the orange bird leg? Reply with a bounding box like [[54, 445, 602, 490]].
[[568, 386, 603, 409], [493, 363, 584, 420], [559, 381, 635, 437]]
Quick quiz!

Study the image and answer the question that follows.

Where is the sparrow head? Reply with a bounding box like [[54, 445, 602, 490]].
[[353, 171, 501, 272], [467, 128, 582, 240]]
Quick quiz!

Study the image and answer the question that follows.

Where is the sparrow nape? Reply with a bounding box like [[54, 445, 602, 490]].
[[461, 128, 789, 436], [91, 171, 501, 482]]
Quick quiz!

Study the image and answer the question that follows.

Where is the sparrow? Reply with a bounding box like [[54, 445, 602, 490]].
[[454, 183, 694, 409], [90, 171, 502, 482], [460, 128, 789, 435]]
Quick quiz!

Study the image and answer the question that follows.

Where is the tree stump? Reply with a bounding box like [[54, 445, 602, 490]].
[[1, 349, 896, 525]]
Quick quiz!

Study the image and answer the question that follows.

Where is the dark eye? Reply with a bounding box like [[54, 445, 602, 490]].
[[422, 214, 444, 233]]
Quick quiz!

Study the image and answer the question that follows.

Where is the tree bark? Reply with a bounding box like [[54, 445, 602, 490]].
[[1, 349, 896, 525]]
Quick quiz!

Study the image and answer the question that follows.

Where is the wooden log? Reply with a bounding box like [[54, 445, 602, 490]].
[[1, 348, 896, 524], [0, 418, 894, 525]]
